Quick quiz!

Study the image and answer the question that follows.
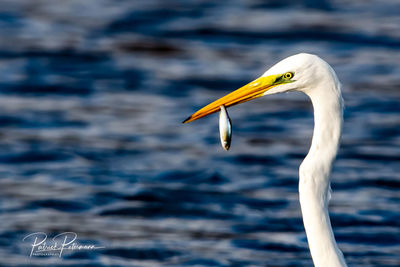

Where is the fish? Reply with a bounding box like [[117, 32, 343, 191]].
[[219, 105, 232, 151]]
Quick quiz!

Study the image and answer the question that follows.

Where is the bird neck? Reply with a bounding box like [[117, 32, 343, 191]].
[[299, 85, 347, 267]]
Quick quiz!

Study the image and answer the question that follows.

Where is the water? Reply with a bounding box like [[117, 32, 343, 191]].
[[0, 0, 399, 266]]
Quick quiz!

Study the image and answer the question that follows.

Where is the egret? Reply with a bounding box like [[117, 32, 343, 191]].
[[183, 53, 347, 267]]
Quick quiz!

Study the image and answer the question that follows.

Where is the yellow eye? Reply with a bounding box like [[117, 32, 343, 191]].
[[284, 72, 293, 79]]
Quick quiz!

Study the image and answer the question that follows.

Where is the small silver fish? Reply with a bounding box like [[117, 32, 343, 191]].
[[219, 105, 232, 151]]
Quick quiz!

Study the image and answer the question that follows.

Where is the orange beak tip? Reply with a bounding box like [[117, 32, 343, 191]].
[[182, 116, 192, 124]]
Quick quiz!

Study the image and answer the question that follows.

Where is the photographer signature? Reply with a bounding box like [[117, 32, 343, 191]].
[[22, 232, 104, 257]]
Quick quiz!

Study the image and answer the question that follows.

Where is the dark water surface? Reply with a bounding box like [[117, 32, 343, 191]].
[[0, 0, 399, 266]]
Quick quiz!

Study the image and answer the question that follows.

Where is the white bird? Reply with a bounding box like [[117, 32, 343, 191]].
[[183, 53, 347, 267]]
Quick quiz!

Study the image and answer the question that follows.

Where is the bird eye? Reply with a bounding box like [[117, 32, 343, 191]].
[[284, 72, 294, 79]]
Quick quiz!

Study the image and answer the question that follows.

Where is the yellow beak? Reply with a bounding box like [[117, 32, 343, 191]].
[[183, 74, 283, 123]]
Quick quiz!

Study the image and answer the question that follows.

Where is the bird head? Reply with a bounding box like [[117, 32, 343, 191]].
[[183, 53, 337, 123]]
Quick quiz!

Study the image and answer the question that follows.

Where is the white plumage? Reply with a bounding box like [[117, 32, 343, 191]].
[[266, 54, 347, 267]]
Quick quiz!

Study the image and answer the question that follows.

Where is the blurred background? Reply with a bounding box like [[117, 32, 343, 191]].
[[0, 0, 399, 266]]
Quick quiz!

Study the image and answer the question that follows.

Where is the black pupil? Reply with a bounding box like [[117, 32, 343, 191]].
[[286, 73, 291, 78]]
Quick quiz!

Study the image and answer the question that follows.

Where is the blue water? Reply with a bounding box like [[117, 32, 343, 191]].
[[0, 1, 399, 266]]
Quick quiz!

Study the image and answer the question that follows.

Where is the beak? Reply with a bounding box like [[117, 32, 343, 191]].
[[183, 74, 282, 123]]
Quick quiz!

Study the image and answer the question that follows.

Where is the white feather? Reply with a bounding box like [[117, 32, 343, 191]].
[[264, 54, 347, 267]]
